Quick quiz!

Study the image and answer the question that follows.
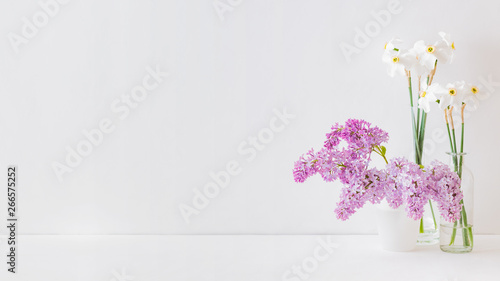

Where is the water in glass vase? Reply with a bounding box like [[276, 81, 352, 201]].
[[417, 200, 439, 245], [440, 152, 474, 253], [440, 223, 473, 253]]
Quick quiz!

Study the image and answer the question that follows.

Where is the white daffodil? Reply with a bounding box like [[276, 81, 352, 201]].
[[384, 37, 403, 52], [382, 48, 417, 77], [462, 83, 484, 110], [436, 81, 466, 110], [417, 81, 444, 113], [438, 32, 455, 60], [412, 33, 455, 72], [407, 47, 430, 77]]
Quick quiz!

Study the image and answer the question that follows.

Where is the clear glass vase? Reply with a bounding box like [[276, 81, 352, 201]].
[[417, 200, 440, 245], [440, 152, 474, 253], [409, 106, 439, 245]]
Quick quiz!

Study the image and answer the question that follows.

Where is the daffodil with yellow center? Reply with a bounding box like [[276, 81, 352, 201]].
[[434, 81, 466, 110], [463, 84, 484, 110], [417, 81, 442, 113], [412, 32, 455, 72], [382, 45, 416, 77], [384, 37, 402, 51]]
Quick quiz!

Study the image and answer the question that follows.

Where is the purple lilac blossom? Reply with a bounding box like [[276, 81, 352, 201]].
[[293, 149, 320, 183], [334, 167, 386, 220], [426, 161, 464, 222], [386, 158, 430, 220], [293, 119, 463, 222]]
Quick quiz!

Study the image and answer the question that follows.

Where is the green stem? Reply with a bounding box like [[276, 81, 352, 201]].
[[407, 74, 437, 236], [408, 77, 421, 161], [429, 199, 437, 229], [446, 123, 457, 167], [417, 112, 432, 233], [450, 220, 458, 246], [417, 108, 421, 136], [446, 118, 459, 246], [373, 146, 389, 165], [448, 121, 473, 248], [445, 123, 455, 154], [418, 112, 427, 156], [408, 76, 414, 107], [451, 129, 458, 161], [459, 123, 464, 178], [408, 75, 436, 235], [459, 122, 472, 247]]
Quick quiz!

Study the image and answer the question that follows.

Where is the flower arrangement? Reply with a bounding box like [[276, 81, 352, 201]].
[[292, 119, 463, 223], [383, 32, 482, 250], [293, 32, 480, 252], [382, 33, 455, 237]]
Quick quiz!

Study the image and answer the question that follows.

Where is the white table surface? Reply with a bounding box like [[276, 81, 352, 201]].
[[0, 235, 499, 281]]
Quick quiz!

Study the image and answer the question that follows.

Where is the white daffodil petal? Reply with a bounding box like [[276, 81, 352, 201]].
[[399, 51, 417, 69], [413, 40, 427, 53], [434, 44, 452, 64], [468, 96, 479, 111], [385, 37, 403, 50], [420, 79, 428, 90], [412, 62, 429, 77], [395, 64, 406, 76], [420, 53, 436, 71], [418, 97, 431, 113], [407, 48, 429, 76], [430, 88, 448, 103], [439, 94, 451, 110], [462, 83, 476, 103], [445, 82, 457, 89], [382, 52, 392, 64]]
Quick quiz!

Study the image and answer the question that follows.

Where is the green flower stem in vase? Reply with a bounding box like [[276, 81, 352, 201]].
[[440, 106, 474, 253], [406, 70, 439, 245]]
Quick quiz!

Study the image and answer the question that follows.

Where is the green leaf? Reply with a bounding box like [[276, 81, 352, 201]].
[[380, 146, 387, 156]]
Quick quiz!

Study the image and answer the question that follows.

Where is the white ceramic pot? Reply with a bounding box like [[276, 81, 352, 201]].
[[376, 201, 420, 252]]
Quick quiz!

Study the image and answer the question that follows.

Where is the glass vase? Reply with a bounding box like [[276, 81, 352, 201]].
[[440, 152, 474, 253], [410, 106, 439, 245], [417, 200, 440, 245]]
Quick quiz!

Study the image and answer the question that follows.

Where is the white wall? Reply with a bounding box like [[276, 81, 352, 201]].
[[0, 0, 499, 235]]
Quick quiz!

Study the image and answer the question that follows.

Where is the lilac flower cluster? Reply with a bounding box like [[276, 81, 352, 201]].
[[385, 158, 463, 222], [294, 119, 389, 183], [426, 161, 464, 222], [386, 158, 429, 220], [293, 119, 463, 222], [325, 119, 389, 159]]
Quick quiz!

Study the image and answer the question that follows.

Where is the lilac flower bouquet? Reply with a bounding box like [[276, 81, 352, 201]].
[[293, 119, 463, 223]]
